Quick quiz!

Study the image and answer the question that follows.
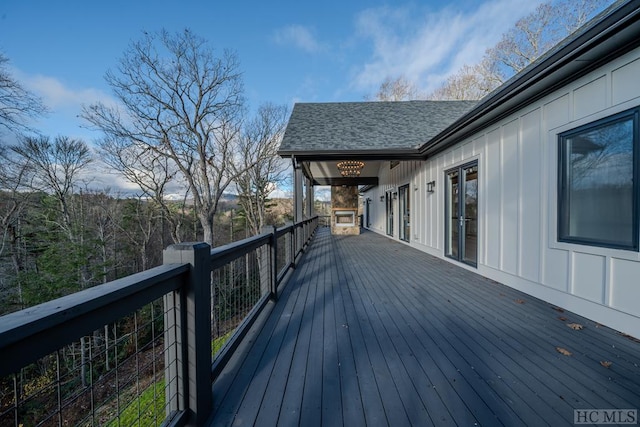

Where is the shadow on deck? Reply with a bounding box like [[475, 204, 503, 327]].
[[209, 228, 640, 426]]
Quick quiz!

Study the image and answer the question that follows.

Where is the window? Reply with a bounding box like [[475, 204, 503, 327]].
[[558, 107, 639, 250]]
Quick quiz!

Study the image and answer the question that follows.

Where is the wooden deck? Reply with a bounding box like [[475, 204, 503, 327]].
[[209, 228, 640, 426]]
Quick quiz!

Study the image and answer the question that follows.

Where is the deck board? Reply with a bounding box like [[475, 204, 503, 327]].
[[210, 228, 640, 426], [434, 267, 640, 408], [331, 245, 367, 427]]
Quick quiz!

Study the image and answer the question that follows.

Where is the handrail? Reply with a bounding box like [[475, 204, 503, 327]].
[[0, 215, 319, 427], [209, 232, 272, 270], [209, 216, 318, 378], [0, 263, 189, 378]]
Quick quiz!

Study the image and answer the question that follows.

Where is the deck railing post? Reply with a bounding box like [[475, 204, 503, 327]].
[[271, 225, 278, 300], [293, 224, 299, 265], [303, 221, 307, 248], [163, 289, 182, 418], [298, 221, 304, 255], [289, 225, 295, 269], [258, 236, 270, 299], [163, 242, 212, 426]]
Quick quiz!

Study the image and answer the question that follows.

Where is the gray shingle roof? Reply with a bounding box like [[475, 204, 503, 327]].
[[278, 100, 477, 156]]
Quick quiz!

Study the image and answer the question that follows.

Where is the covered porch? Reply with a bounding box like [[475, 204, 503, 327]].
[[282, 101, 478, 224], [209, 228, 640, 426]]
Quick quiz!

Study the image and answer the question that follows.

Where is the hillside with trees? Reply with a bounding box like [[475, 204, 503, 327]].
[[0, 30, 293, 316]]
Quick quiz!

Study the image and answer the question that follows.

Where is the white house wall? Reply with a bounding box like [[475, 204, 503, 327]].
[[365, 47, 640, 338]]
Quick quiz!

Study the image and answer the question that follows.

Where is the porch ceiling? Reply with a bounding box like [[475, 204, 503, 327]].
[[304, 159, 384, 186]]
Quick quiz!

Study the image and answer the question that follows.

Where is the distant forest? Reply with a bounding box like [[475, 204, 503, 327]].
[[0, 189, 293, 316]]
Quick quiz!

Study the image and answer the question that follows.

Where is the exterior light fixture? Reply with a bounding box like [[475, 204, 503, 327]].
[[336, 160, 365, 177], [427, 181, 435, 193], [380, 195, 384, 202]]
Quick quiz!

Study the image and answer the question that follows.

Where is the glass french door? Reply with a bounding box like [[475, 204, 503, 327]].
[[365, 198, 371, 228], [446, 162, 478, 266], [386, 191, 394, 236], [399, 184, 410, 242]]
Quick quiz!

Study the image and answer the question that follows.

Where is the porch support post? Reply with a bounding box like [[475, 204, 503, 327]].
[[306, 179, 314, 218], [293, 158, 304, 223]]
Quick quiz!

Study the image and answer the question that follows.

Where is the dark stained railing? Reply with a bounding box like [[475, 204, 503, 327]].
[[0, 216, 318, 427], [318, 214, 331, 228]]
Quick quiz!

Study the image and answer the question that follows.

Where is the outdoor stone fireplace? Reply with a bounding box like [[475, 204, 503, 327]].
[[331, 185, 360, 235]]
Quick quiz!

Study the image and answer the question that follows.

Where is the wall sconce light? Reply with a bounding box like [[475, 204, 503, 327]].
[[426, 181, 436, 193], [379, 195, 384, 202], [392, 191, 398, 200], [414, 185, 419, 191]]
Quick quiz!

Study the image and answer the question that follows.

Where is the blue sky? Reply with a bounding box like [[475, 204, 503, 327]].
[[0, 0, 545, 194]]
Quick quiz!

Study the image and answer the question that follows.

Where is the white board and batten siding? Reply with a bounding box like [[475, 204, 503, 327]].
[[366, 47, 640, 338]]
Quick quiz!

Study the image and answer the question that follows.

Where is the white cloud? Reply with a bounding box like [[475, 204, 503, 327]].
[[0, 67, 121, 146], [272, 24, 325, 53], [351, 0, 546, 95], [79, 166, 142, 194], [269, 186, 292, 199], [20, 73, 116, 111]]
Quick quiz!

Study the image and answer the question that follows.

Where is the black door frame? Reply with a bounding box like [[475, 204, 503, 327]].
[[385, 191, 394, 236], [445, 160, 478, 267], [399, 184, 410, 242]]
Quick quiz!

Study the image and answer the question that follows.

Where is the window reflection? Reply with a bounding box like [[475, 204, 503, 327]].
[[559, 109, 637, 249]]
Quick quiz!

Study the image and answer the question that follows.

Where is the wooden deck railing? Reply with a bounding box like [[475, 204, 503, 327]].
[[0, 216, 318, 427]]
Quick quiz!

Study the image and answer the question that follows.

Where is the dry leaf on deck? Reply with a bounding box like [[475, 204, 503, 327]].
[[556, 347, 572, 356], [567, 323, 584, 330], [552, 306, 565, 313], [600, 361, 612, 368], [558, 316, 567, 321], [515, 299, 525, 304]]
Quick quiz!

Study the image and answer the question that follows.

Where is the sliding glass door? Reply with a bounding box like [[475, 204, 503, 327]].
[[446, 162, 478, 266]]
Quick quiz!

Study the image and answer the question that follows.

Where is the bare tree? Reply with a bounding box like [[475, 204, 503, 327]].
[[490, 0, 610, 77], [114, 195, 164, 271], [428, 59, 501, 100], [10, 135, 92, 235], [0, 135, 93, 314], [96, 135, 189, 244], [0, 53, 47, 135], [489, 3, 559, 76], [82, 29, 246, 246], [234, 103, 290, 236], [366, 76, 421, 101], [0, 145, 33, 308], [426, 0, 614, 100]]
